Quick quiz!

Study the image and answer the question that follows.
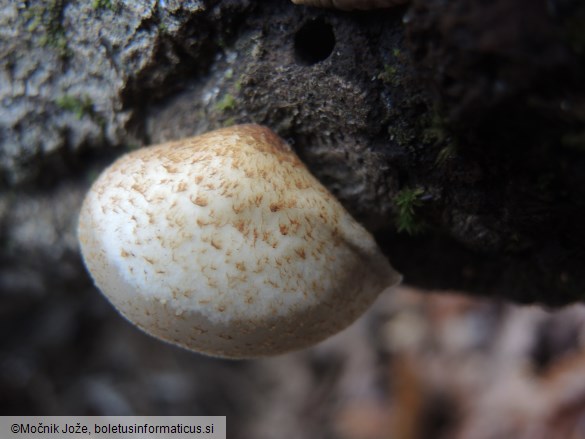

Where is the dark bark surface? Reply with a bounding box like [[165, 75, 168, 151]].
[[391, 0, 585, 304]]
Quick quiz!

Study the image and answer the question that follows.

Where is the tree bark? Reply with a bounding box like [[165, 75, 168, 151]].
[[1, 0, 584, 305]]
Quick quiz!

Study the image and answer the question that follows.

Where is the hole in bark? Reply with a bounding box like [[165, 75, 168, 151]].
[[294, 18, 335, 65]]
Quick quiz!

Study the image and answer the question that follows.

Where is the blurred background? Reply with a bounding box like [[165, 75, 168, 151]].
[[3, 243, 585, 439]]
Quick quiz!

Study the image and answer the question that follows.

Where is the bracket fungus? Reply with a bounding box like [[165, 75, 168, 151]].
[[78, 124, 401, 358]]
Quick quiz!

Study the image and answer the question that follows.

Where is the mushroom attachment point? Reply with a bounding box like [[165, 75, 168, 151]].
[[78, 124, 401, 358]]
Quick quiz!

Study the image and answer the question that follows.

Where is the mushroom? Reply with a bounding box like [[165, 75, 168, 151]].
[[290, 0, 408, 10], [78, 124, 400, 358]]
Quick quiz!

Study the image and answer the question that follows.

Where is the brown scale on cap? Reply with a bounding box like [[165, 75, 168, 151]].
[[78, 124, 401, 358]]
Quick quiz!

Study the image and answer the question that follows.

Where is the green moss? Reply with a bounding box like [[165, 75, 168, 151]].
[[21, 0, 70, 58], [56, 94, 107, 130], [422, 124, 446, 145], [56, 95, 94, 119], [378, 65, 401, 86], [92, 0, 119, 11], [222, 117, 236, 127], [215, 94, 236, 112], [435, 144, 457, 166], [234, 77, 243, 92], [26, 15, 42, 33], [421, 107, 450, 144], [158, 21, 169, 33], [394, 187, 426, 235], [388, 124, 416, 147]]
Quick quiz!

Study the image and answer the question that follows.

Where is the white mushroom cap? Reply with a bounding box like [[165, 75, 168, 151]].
[[78, 124, 400, 358]]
